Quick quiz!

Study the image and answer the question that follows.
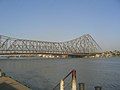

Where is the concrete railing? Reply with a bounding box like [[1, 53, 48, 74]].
[[53, 69, 102, 90], [53, 69, 77, 90]]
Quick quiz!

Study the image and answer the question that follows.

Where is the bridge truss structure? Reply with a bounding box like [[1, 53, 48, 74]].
[[0, 34, 102, 55]]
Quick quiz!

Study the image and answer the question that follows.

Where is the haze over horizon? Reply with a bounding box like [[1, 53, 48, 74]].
[[0, 0, 120, 51]]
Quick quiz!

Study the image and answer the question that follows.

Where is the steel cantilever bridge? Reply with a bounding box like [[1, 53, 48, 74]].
[[0, 34, 102, 57]]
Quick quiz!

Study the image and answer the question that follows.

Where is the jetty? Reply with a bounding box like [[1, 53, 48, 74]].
[[0, 69, 30, 90]]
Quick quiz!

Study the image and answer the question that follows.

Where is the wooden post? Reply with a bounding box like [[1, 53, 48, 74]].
[[79, 83, 85, 90], [60, 79, 64, 90], [71, 69, 77, 90], [95, 86, 102, 90]]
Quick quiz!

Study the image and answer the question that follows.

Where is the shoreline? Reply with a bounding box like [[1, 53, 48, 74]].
[[0, 69, 30, 90]]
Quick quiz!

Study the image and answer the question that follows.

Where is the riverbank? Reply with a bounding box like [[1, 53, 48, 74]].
[[0, 69, 30, 90]]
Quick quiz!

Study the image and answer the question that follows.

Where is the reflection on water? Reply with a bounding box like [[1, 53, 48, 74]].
[[0, 57, 120, 90]]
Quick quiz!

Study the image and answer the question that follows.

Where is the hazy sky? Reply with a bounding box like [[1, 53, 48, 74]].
[[0, 0, 120, 50]]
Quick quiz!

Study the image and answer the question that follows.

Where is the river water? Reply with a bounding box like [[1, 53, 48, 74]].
[[0, 57, 120, 90]]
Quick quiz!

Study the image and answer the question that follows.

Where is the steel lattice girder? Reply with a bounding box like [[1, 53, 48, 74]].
[[0, 34, 102, 54]]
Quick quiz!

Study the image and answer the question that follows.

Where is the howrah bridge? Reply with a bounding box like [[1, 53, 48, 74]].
[[0, 34, 102, 58]]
